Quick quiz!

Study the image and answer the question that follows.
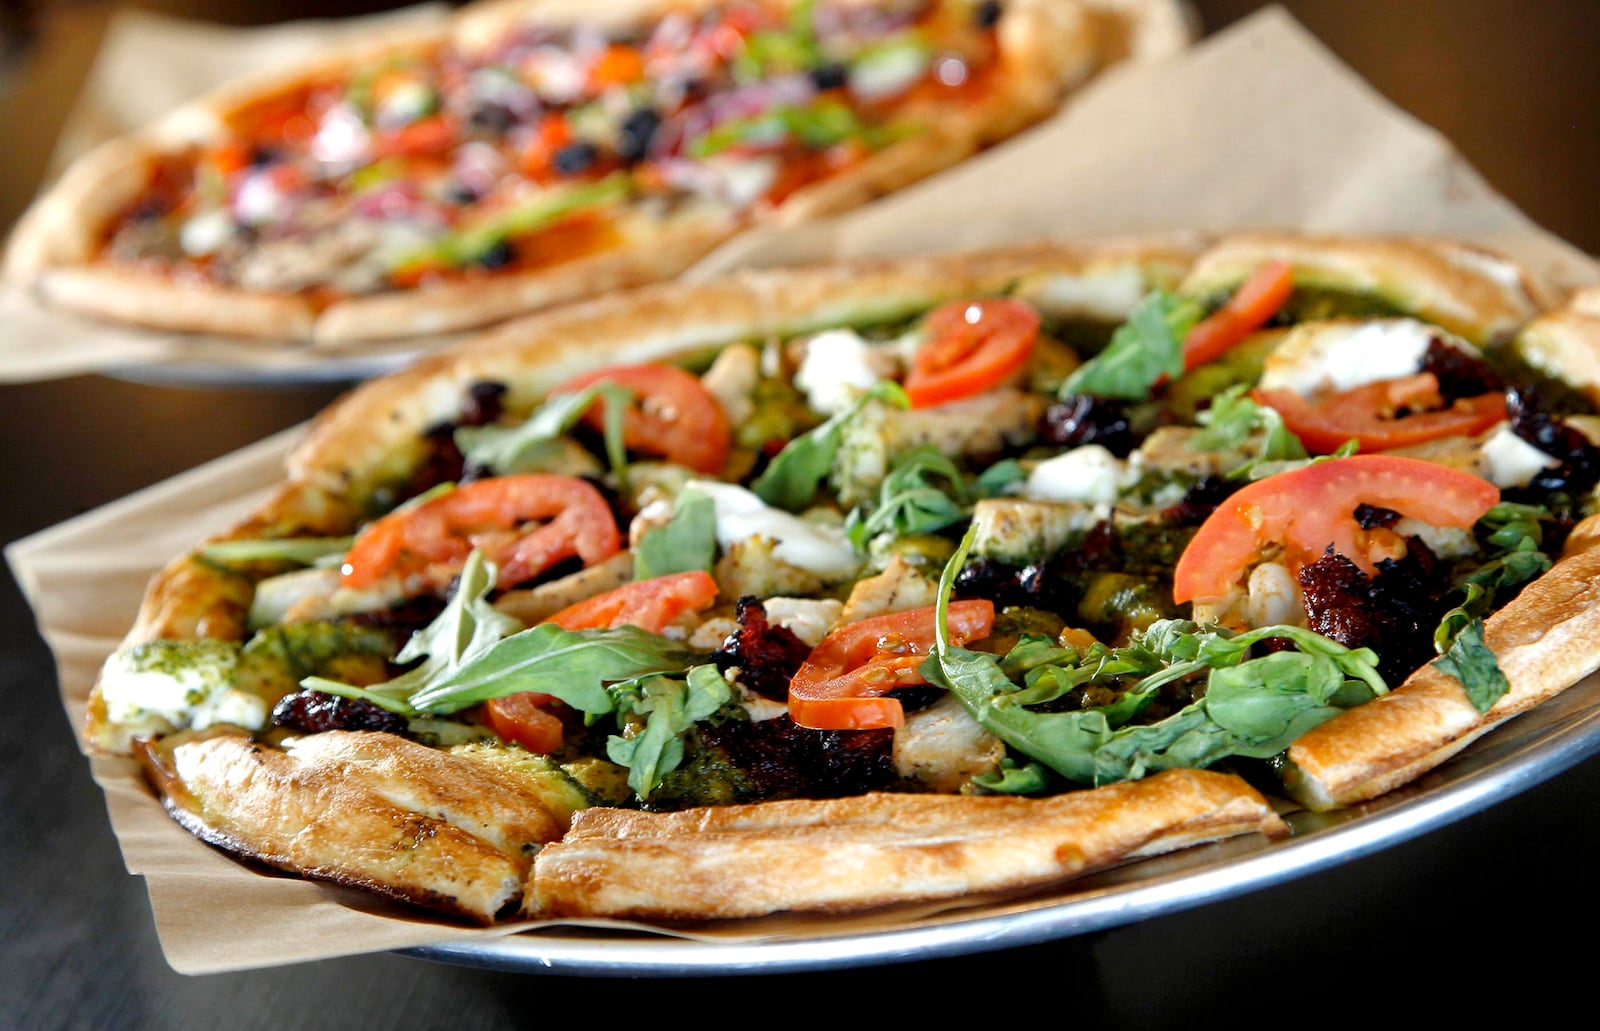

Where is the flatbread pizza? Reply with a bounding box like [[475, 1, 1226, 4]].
[[4, 0, 1187, 347], [87, 234, 1600, 926]]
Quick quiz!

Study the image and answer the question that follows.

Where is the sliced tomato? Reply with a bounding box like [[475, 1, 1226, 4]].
[[340, 474, 622, 594], [1182, 260, 1294, 371], [550, 362, 732, 474], [546, 571, 720, 633], [903, 298, 1040, 408], [371, 114, 458, 159], [484, 692, 565, 753], [588, 44, 646, 89], [788, 600, 995, 731], [1253, 373, 1507, 453], [1171, 454, 1499, 605]]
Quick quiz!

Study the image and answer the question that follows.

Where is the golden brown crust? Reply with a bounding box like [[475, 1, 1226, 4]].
[[7, 0, 1160, 345], [286, 239, 1202, 502], [1180, 232, 1564, 345], [528, 769, 1287, 920], [135, 728, 563, 924], [1283, 516, 1600, 811]]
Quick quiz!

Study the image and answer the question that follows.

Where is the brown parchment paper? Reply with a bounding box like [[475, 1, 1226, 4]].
[[0, 0, 1191, 384], [10, 7, 1600, 975]]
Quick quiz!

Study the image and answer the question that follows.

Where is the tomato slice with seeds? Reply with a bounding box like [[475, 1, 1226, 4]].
[[1171, 454, 1499, 605], [340, 474, 621, 594], [550, 362, 732, 474], [788, 600, 995, 731], [1253, 373, 1508, 454], [903, 298, 1040, 408], [1182, 260, 1294, 371], [545, 571, 720, 633]]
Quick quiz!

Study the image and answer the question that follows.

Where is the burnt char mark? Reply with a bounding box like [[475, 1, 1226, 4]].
[[1420, 339, 1503, 400], [271, 691, 411, 737], [1298, 540, 1445, 684], [711, 597, 813, 701]]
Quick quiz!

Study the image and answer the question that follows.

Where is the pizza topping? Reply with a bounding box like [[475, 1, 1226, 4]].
[[543, 570, 721, 634], [788, 600, 995, 730], [94, 0, 1016, 299], [339, 474, 623, 595], [271, 690, 411, 737], [1171, 455, 1501, 612], [904, 298, 1040, 408], [550, 362, 733, 475], [689, 479, 860, 579], [1181, 259, 1294, 371], [794, 328, 899, 415], [1023, 445, 1137, 505], [711, 595, 815, 701]]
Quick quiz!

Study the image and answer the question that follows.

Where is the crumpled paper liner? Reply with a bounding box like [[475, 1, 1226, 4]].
[[0, 0, 1190, 384], [9, 7, 1600, 974]]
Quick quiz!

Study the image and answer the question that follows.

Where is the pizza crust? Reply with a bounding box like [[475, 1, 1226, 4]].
[[528, 768, 1288, 921], [135, 728, 564, 924], [285, 238, 1203, 502], [1178, 232, 1565, 345], [6, 0, 1164, 346]]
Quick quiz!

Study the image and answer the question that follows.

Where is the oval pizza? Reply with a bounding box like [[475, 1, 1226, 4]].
[[92, 234, 1600, 924], [4, 0, 1184, 345]]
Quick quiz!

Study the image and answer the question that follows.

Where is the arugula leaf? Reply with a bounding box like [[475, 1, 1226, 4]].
[[634, 488, 718, 581], [303, 550, 523, 715], [1189, 384, 1308, 478], [1059, 290, 1201, 401], [751, 380, 909, 511], [1432, 618, 1508, 713], [844, 445, 968, 549], [606, 665, 732, 798], [971, 757, 1054, 794], [455, 382, 633, 479], [926, 526, 1388, 788], [406, 622, 698, 715], [1428, 503, 1552, 712]]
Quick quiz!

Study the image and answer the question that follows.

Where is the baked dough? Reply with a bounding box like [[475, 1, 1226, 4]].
[[529, 769, 1288, 920]]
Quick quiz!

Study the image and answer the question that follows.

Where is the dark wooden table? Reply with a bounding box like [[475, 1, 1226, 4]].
[[4, 3, 1598, 1026]]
